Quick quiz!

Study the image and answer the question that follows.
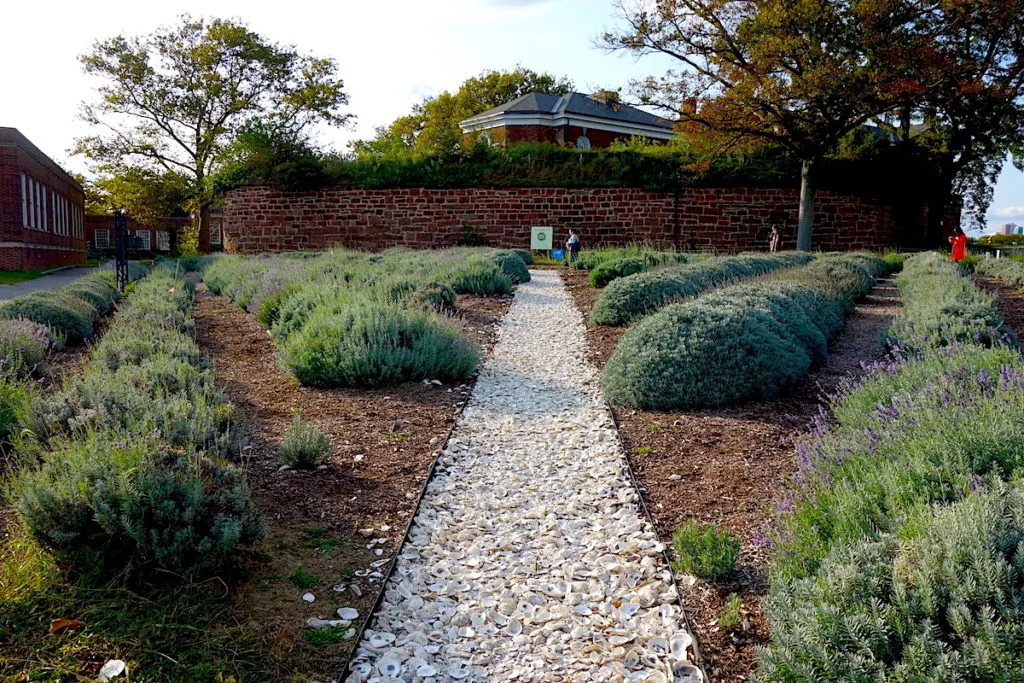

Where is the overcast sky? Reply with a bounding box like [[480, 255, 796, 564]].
[[2, 0, 1020, 234]]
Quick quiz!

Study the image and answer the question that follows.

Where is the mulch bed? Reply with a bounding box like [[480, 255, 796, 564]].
[[564, 269, 901, 682], [193, 289, 511, 681], [976, 275, 1024, 337]]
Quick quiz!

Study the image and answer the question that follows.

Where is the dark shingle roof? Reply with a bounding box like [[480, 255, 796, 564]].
[[461, 92, 674, 130]]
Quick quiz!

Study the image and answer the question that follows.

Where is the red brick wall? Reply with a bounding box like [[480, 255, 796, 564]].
[[0, 128, 86, 270], [223, 185, 925, 254]]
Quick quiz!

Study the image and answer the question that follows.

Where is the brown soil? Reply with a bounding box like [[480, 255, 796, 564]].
[[564, 271, 901, 682], [193, 290, 511, 681], [977, 275, 1024, 337]]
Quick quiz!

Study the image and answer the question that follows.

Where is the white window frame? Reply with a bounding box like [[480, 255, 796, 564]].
[[157, 230, 170, 251], [41, 185, 47, 232], [94, 229, 110, 248], [135, 229, 151, 250], [29, 180, 37, 229]]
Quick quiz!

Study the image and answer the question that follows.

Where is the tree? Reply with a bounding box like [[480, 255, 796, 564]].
[[872, 0, 1024, 238], [353, 67, 574, 157], [81, 168, 190, 222], [74, 15, 350, 251], [603, 0, 916, 249]]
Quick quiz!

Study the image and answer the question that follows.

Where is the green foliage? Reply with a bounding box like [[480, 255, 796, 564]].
[[280, 299, 479, 388], [589, 257, 649, 288], [13, 266, 262, 581], [670, 520, 740, 581], [490, 249, 531, 284], [602, 255, 882, 409], [0, 318, 52, 379], [881, 250, 904, 274], [718, 593, 743, 631], [14, 435, 265, 580], [302, 628, 349, 646], [76, 16, 350, 245], [887, 252, 1004, 350], [289, 566, 320, 589], [590, 252, 813, 326], [0, 380, 32, 445], [760, 485, 1024, 681], [280, 415, 332, 468], [0, 293, 93, 346], [61, 274, 120, 317], [770, 344, 1024, 583], [976, 256, 1024, 288]]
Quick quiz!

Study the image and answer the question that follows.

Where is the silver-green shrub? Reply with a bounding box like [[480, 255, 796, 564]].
[[976, 255, 1024, 288], [887, 252, 1003, 350], [280, 299, 479, 388], [590, 252, 814, 326], [0, 318, 51, 379], [759, 485, 1024, 682], [15, 435, 264, 580], [589, 256, 648, 288], [601, 254, 882, 409], [280, 415, 332, 468]]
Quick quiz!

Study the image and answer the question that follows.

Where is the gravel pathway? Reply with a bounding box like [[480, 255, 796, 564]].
[[348, 270, 699, 683]]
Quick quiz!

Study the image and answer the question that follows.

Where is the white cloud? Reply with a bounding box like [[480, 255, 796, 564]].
[[991, 206, 1024, 219]]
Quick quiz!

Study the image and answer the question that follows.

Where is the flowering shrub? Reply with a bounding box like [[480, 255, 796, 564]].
[[589, 252, 813, 326], [976, 255, 1024, 288]]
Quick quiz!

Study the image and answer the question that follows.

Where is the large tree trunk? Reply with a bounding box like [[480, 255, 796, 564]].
[[926, 154, 958, 248], [796, 159, 815, 251]]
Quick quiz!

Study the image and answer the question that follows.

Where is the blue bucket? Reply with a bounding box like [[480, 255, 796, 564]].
[[551, 248, 565, 261]]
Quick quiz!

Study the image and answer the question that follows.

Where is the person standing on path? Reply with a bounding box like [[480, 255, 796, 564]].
[[566, 229, 581, 264], [949, 226, 968, 262]]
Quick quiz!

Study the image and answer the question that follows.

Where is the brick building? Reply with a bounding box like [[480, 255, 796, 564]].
[[459, 92, 675, 149], [85, 212, 223, 253], [0, 127, 86, 270]]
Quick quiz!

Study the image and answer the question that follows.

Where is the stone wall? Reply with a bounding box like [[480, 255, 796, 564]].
[[223, 185, 927, 255]]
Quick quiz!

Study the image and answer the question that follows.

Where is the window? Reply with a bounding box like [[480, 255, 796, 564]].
[[20, 175, 27, 227], [136, 229, 151, 249], [28, 180, 37, 229], [41, 185, 47, 231], [210, 223, 222, 245], [575, 135, 591, 150], [94, 229, 110, 249], [157, 230, 170, 251]]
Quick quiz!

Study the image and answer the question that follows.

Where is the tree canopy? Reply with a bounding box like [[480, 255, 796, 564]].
[[352, 67, 575, 158], [604, 0, 1024, 244], [74, 15, 350, 250]]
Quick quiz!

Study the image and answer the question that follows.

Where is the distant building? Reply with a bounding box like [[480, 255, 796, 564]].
[[1002, 222, 1020, 235], [85, 211, 223, 254], [458, 92, 675, 149], [0, 127, 86, 270]]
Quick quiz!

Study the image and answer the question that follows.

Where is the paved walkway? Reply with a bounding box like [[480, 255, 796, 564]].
[[348, 271, 699, 683], [0, 266, 107, 300]]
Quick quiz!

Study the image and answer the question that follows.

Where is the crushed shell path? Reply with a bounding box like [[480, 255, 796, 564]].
[[349, 270, 700, 683]]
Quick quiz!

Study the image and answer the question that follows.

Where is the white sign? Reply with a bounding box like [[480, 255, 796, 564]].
[[531, 226, 553, 250]]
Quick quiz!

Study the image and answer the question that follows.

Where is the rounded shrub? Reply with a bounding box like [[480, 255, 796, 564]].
[[0, 293, 94, 346], [280, 415, 332, 468], [447, 258, 513, 295], [513, 249, 533, 266], [601, 255, 879, 409], [490, 250, 531, 284], [589, 256, 648, 288], [14, 435, 265, 580], [62, 277, 120, 317], [414, 281, 457, 312], [0, 318, 51, 379], [671, 520, 740, 581], [589, 252, 815, 326], [280, 299, 480, 388]]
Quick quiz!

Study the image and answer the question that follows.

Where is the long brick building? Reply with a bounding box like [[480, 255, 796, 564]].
[[0, 128, 86, 270]]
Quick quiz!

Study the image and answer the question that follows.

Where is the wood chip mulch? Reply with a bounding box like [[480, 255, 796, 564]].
[[193, 289, 511, 681], [976, 275, 1024, 338], [563, 269, 901, 682]]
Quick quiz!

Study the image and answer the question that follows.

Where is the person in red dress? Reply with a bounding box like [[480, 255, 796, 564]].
[[949, 227, 968, 262]]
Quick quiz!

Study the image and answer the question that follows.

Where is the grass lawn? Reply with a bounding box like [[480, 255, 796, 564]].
[[0, 270, 47, 285]]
